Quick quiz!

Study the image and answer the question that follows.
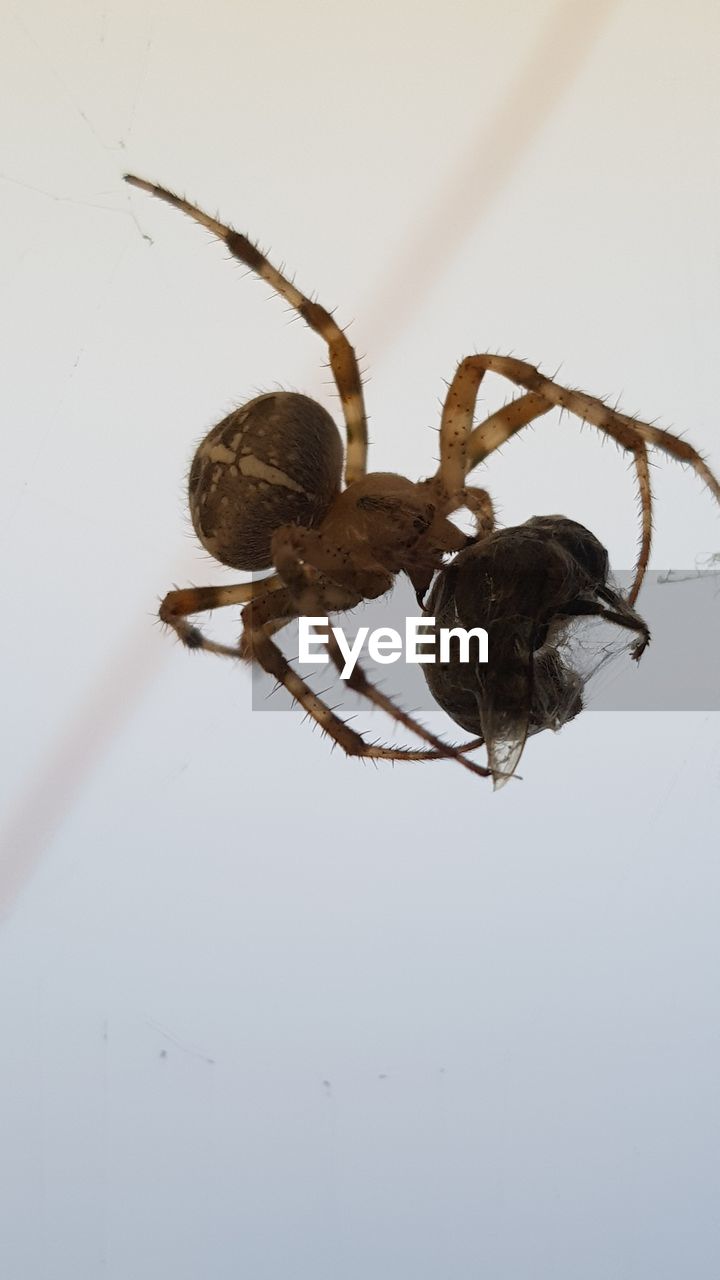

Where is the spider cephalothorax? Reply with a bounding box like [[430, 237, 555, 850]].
[[124, 174, 720, 781]]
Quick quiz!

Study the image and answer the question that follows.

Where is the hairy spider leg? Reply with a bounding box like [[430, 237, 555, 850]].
[[159, 575, 286, 655], [239, 601, 492, 777], [440, 357, 720, 603], [162, 566, 489, 771], [320, 628, 492, 773], [461, 378, 650, 605], [446, 385, 650, 600], [124, 175, 368, 485]]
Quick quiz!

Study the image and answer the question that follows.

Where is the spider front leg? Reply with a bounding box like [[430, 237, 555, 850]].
[[124, 175, 368, 485], [451, 359, 653, 603], [438, 373, 551, 498], [432, 371, 504, 536], [440, 355, 720, 604]]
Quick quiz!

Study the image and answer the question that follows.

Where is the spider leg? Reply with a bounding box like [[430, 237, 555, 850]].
[[463, 485, 497, 536], [438, 378, 550, 496], [320, 627, 492, 775], [398, 738, 486, 760], [161, 562, 490, 773], [441, 355, 720, 602], [462, 378, 652, 605], [159, 575, 287, 656], [124, 175, 368, 486], [434, 370, 507, 530], [466, 391, 651, 603], [466, 391, 554, 466], [247, 624, 492, 777]]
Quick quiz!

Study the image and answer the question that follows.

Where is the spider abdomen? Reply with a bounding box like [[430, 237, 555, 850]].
[[188, 392, 343, 570]]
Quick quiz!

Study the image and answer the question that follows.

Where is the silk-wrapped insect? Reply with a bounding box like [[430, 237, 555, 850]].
[[422, 516, 651, 786]]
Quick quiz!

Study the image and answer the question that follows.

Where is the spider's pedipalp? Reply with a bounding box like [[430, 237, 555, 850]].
[[124, 174, 368, 485]]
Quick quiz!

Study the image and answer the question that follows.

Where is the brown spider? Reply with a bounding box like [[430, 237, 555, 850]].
[[124, 174, 720, 780]]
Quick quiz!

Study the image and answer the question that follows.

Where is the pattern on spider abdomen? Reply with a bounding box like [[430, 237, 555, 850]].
[[189, 391, 344, 569]]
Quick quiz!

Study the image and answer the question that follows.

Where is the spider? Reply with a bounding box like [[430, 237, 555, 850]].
[[124, 174, 720, 780], [422, 515, 651, 786]]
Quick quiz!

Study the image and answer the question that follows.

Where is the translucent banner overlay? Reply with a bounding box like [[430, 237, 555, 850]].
[[250, 570, 720, 713]]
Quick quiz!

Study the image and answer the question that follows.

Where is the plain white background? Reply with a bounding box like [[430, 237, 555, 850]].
[[1, 1, 719, 1275]]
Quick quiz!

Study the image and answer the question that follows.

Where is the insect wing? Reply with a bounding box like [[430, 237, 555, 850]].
[[472, 637, 585, 788]]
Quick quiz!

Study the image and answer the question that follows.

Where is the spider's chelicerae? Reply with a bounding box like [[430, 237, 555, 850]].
[[125, 174, 720, 781]]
